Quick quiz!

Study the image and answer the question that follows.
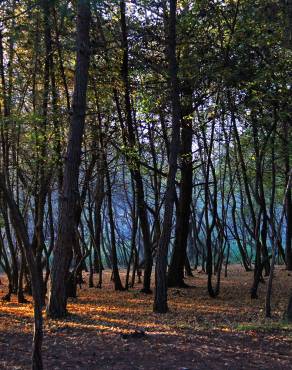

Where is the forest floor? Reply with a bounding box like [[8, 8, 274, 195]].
[[1, 265, 292, 369]]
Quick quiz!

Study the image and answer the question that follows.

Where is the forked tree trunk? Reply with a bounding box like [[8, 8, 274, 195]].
[[0, 176, 44, 369], [154, 0, 180, 313], [47, 0, 91, 318], [168, 81, 193, 288]]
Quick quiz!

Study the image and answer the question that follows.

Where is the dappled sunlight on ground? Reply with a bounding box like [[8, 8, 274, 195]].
[[1, 266, 292, 369]]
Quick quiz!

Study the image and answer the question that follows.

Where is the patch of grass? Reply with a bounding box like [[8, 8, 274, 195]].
[[236, 321, 292, 333]]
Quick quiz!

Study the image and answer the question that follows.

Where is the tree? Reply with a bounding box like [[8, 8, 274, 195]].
[[0, 176, 44, 369], [153, 0, 181, 313], [47, 0, 91, 318]]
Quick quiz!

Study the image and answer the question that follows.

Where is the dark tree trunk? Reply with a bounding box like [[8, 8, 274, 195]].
[[154, 0, 181, 313], [120, 0, 153, 293], [104, 152, 124, 291], [94, 174, 104, 288], [0, 177, 44, 369], [47, 0, 91, 318], [286, 292, 292, 322], [17, 253, 27, 303], [88, 243, 94, 288], [185, 255, 193, 277], [283, 120, 292, 270], [265, 147, 290, 317], [168, 81, 193, 288], [126, 179, 138, 290], [1, 201, 19, 292]]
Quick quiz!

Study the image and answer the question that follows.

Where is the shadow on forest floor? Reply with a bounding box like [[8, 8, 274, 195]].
[[1, 266, 292, 369]]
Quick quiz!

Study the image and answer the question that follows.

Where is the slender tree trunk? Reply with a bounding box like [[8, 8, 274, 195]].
[[126, 180, 138, 290], [286, 293, 292, 322], [17, 253, 27, 303], [1, 201, 19, 292], [0, 177, 44, 369], [104, 153, 124, 291], [283, 120, 292, 270], [120, 0, 153, 293], [267, 171, 292, 317]]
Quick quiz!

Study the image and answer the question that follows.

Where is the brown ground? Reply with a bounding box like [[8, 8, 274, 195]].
[[1, 266, 292, 370]]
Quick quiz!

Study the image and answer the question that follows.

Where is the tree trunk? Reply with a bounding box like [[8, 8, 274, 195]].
[[104, 152, 124, 291], [168, 81, 193, 288], [154, 0, 180, 313], [47, 0, 91, 318], [120, 0, 153, 293], [283, 120, 292, 270], [0, 177, 44, 369]]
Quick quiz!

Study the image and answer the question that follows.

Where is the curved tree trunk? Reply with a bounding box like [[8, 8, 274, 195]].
[[0, 176, 44, 369]]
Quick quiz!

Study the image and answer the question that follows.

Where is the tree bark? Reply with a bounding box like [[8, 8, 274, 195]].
[[153, 0, 181, 313], [0, 176, 44, 369], [168, 81, 193, 288], [47, 0, 91, 318], [120, 0, 153, 293]]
